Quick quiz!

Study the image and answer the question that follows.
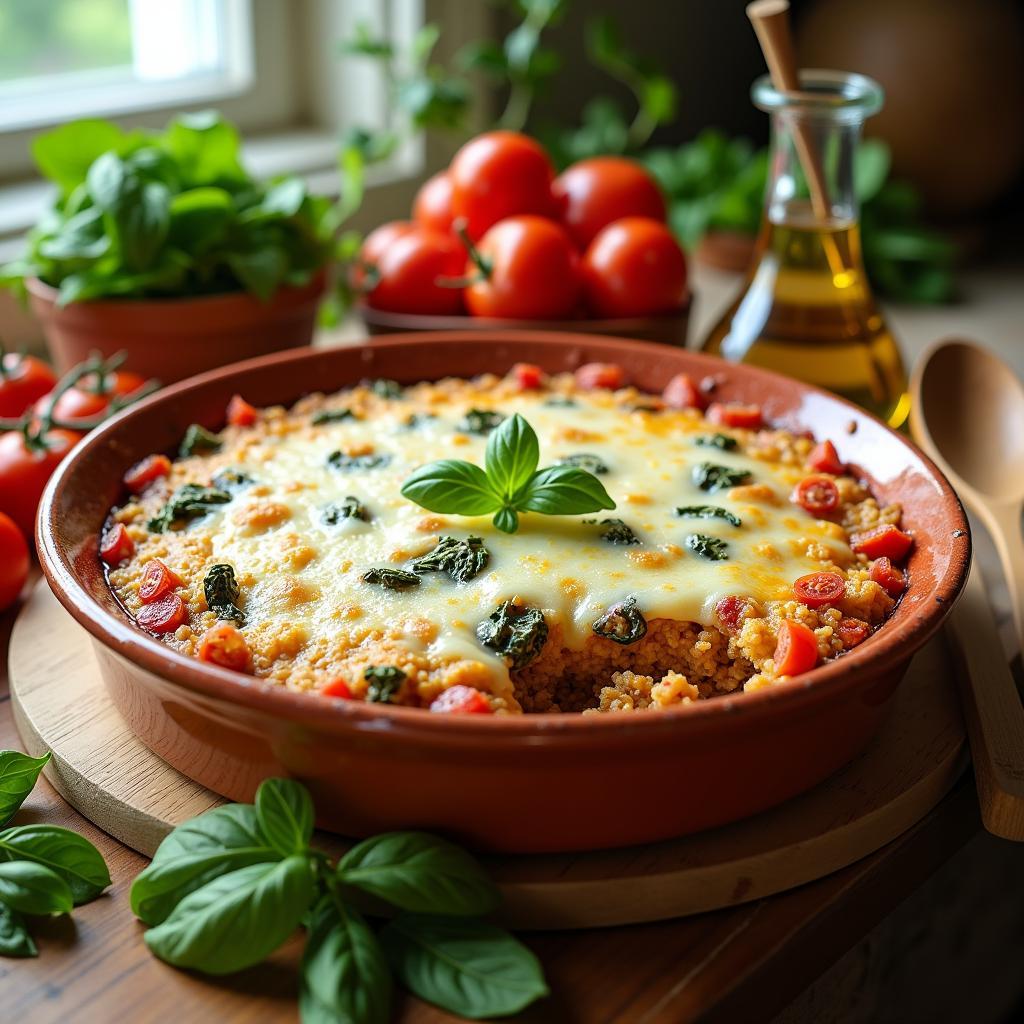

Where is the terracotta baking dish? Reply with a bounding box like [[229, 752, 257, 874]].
[[36, 332, 970, 853]]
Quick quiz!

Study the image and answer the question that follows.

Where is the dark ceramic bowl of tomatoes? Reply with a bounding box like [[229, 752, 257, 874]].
[[37, 331, 970, 854]]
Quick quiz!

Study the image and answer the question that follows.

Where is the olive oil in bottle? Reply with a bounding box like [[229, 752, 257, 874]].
[[700, 72, 909, 429]]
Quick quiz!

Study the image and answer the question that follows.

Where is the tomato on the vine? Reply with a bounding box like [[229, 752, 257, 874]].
[[36, 387, 109, 425], [553, 157, 666, 249], [0, 428, 80, 539], [365, 228, 465, 315], [0, 352, 56, 418], [0, 511, 29, 612], [449, 131, 556, 240], [413, 171, 455, 235], [581, 217, 688, 318], [463, 216, 580, 320]]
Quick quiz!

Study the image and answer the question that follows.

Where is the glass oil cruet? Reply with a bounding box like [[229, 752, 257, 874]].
[[700, 69, 910, 429]]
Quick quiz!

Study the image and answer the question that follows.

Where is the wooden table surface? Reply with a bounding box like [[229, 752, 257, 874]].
[[0, 575, 988, 1024]]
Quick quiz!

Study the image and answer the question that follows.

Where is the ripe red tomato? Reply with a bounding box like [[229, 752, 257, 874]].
[[850, 524, 913, 562], [792, 475, 840, 516], [36, 387, 109, 425], [581, 217, 687, 318], [869, 556, 907, 596], [99, 522, 134, 566], [198, 623, 251, 672], [430, 685, 493, 714], [0, 353, 57, 418], [553, 157, 666, 249], [707, 403, 763, 430], [136, 593, 187, 635], [808, 439, 845, 475], [82, 370, 146, 397], [413, 171, 455, 235], [0, 428, 80, 539], [365, 228, 465, 316], [715, 595, 752, 633], [0, 511, 29, 612], [123, 453, 171, 493], [837, 617, 870, 648], [449, 131, 556, 240], [321, 678, 353, 699], [774, 619, 819, 676], [226, 394, 258, 427], [353, 220, 416, 291], [139, 559, 184, 603], [793, 571, 846, 609], [575, 362, 627, 390], [662, 373, 707, 411], [511, 363, 546, 390], [464, 216, 580, 320]]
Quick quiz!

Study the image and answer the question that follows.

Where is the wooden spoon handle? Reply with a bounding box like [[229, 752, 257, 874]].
[[947, 562, 1024, 840], [988, 502, 1024, 653]]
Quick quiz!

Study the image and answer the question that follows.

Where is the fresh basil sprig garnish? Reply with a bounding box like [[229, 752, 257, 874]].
[[401, 413, 615, 534], [0, 750, 111, 960], [130, 778, 547, 1020]]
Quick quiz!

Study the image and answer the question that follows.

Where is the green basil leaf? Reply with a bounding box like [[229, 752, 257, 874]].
[[401, 461, 501, 516], [380, 914, 548, 1019], [144, 856, 315, 974], [518, 465, 616, 515], [31, 119, 128, 194], [0, 900, 37, 957], [255, 778, 314, 857], [227, 244, 288, 300], [168, 187, 233, 252], [85, 151, 130, 214], [37, 208, 110, 261], [0, 825, 110, 905], [0, 750, 51, 827], [300, 895, 391, 1024], [161, 111, 247, 188], [117, 181, 170, 271], [338, 832, 499, 916], [492, 507, 519, 534], [130, 804, 279, 925], [484, 414, 539, 500], [257, 178, 307, 219], [0, 860, 73, 916]]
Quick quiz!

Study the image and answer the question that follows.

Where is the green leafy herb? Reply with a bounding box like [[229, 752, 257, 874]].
[[364, 666, 406, 704], [0, 751, 51, 827], [685, 534, 729, 561], [179, 424, 223, 458], [327, 451, 391, 471], [675, 505, 742, 527], [361, 568, 421, 591], [592, 596, 648, 645], [589, 518, 641, 545], [401, 414, 616, 534], [255, 779, 313, 858], [457, 409, 506, 435], [380, 914, 549, 1019], [476, 600, 548, 670], [0, 860, 73, 916], [147, 483, 232, 533], [0, 825, 111, 905], [365, 378, 403, 399], [203, 564, 245, 624], [694, 433, 739, 452], [322, 495, 369, 524], [311, 408, 357, 425], [211, 468, 253, 491], [411, 536, 489, 583], [555, 452, 609, 475], [0, 901, 36, 958], [692, 461, 751, 493]]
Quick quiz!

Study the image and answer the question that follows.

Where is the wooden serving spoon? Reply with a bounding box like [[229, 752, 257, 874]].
[[910, 338, 1024, 840]]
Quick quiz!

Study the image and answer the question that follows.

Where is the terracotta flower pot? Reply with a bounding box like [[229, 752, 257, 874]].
[[27, 274, 326, 385]]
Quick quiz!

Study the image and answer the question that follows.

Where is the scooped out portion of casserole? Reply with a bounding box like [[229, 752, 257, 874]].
[[102, 362, 912, 714]]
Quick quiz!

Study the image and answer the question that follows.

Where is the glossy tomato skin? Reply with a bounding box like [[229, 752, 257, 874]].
[[353, 220, 416, 291], [198, 623, 251, 672], [413, 171, 455, 235], [869, 556, 907, 596], [792, 474, 840, 517], [139, 559, 184, 603], [136, 594, 187, 635], [37, 387, 109, 426], [553, 157, 666, 249], [662, 373, 707, 411], [449, 131, 556, 240], [581, 217, 687, 318], [226, 394, 258, 427], [365, 228, 465, 316], [123, 453, 171, 493], [0, 428, 79, 540], [321, 678, 353, 699], [808, 440, 845, 475], [850, 524, 913, 562], [0, 511, 30, 612], [99, 522, 134, 566], [465, 216, 580, 320], [511, 363, 546, 390], [707, 403, 763, 430], [575, 362, 627, 390], [0, 354, 57, 418], [793, 571, 846, 609], [774, 619, 819, 676], [430, 685, 493, 714]]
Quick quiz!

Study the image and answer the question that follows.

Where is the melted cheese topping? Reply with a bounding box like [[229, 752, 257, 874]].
[[178, 386, 849, 692]]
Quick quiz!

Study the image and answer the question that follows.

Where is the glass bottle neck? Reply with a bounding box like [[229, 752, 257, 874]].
[[765, 110, 865, 229]]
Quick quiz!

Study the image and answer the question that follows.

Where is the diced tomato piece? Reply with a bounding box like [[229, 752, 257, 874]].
[[869, 556, 906, 596], [322, 678, 353, 699], [774, 619, 819, 677], [837, 617, 870, 648], [662, 373, 707, 411], [430, 684, 493, 714], [792, 474, 840, 516], [99, 523, 134, 566], [138, 559, 184, 603], [511, 363, 546, 390], [850, 524, 913, 562], [707, 402, 763, 430], [574, 362, 626, 391], [793, 571, 846, 609], [227, 394, 259, 427], [197, 623, 251, 672], [123, 454, 171, 493], [808, 439, 845, 475], [715, 595, 750, 634], [136, 593, 186, 634]]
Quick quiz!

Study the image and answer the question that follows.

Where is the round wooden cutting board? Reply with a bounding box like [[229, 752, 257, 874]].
[[10, 582, 966, 930]]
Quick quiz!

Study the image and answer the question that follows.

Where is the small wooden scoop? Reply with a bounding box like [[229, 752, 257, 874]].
[[911, 338, 1024, 840]]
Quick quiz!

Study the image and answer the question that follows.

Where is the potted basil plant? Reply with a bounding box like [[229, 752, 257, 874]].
[[1, 112, 345, 383]]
